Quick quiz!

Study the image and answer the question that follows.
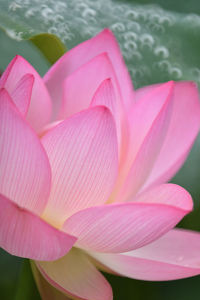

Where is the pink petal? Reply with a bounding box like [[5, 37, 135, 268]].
[[10, 74, 34, 116], [0, 89, 51, 215], [44, 29, 133, 119], [0, 194, 76, 260], [133, 183, 193, 209], [133, 83, 161, 103], [63, 184, 192, 253], [36, 248, 113, 300], [0, 55, 52, 132], [128, 81, 174, 166], [91, 78, 117, 114], [90, 229, 200, 281], [142, 81, 200, 190], [41, 106, 118, 228], [60, 53, 118, 119], [91, 78, 129, 161], [115, 82, 174, 201]]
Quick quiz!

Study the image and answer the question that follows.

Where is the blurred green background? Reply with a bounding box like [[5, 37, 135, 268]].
[[0, 0, 200, 299]]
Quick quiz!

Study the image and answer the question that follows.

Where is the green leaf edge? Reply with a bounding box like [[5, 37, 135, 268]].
[[30, 33, 67, 65], [0, 24, 66, 65]]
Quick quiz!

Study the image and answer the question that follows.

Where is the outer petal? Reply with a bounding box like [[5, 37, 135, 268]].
[[90, 229, 200, 281], [44, 29, 133, 119], [0, 89, 51, 215], [60, 53, 119, 119], [111, 82, 173, 202], [127, 81, 174, 166], [41, 106, 118, 228], [10, 73, 34, 116], [133, 83, 161, 103], [36, 248, 113, 300], [91, 78, 129, 162], [0, 194, 76, 260], [63, 184, 192, 253], [142, 81, 200, 189], [0, 55, 52, 132]]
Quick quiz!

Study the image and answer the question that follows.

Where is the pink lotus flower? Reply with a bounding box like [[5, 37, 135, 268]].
[[1, 29, 200, 300]]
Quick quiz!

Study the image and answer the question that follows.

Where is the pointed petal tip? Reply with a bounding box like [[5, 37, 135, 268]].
[[159, 80, 174, 93], [90, 77, 114, 106], [100, 28, 114, 36], [11, 55, 28, 67], [0, 87, 11, 99], [100, 28, 119, 47], [0, 54, 52, 131], [10, 73, 35, 116], [14, 54, 27, 62]]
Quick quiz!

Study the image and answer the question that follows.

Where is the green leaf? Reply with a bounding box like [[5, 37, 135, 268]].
[[0, 249, 22, 300], [30, 33, 66, 64], [15, 260, 40, 300], [0, 25, 66, 65], [0, 28, 49, 76]]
